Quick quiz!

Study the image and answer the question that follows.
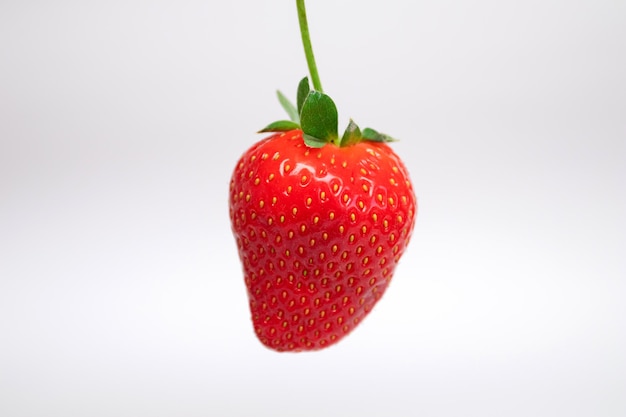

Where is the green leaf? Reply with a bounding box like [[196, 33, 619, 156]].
[[340, 119, 362, 147], [362, 127, 397, 143], [297, 77, 310, 115], [300, 91, 338, 145], [303, 134, 327, 148], [258, 120, 301, 133], [277, 90, 299, 123]]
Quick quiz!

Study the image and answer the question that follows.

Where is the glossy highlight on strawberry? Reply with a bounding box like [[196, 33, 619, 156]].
[[229, 130, 416, 351]]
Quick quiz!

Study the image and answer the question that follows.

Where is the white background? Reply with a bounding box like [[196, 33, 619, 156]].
[[1, 1, 625, 416]]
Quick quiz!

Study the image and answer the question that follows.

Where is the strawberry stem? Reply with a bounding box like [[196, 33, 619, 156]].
[[296, 0, 323, 92]]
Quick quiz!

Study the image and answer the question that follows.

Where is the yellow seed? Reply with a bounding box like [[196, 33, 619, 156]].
[[362, 184, 369, 192], [306, 197, 312, 206], [254, 177, 261, 185]]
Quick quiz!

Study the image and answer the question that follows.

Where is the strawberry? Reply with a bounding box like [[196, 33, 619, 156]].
[[229, 0, 417, 352]]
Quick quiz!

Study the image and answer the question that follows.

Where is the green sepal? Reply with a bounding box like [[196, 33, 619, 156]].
[[340, 119, 362, 147], [300, 90, 338, 145], [297, 77, 310, 115], [303, 133, 327, 148], [258, 120, 301, 133], [277, 90, 299, 123], [362, 127, 397, 143]]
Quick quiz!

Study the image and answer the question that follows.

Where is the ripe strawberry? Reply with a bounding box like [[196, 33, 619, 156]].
[[229, 0, 417, 352], [230, 129, 416, 351]]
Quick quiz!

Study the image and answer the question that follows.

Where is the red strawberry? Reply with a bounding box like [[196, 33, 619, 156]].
[[229, 129, 416, 351], [229, 0, 417, 351]]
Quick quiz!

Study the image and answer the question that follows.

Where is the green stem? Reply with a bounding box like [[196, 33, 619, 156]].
[[296, 0, 323, 92]]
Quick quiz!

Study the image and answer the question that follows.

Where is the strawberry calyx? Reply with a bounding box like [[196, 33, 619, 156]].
[[259, 77, 396, 149], [258, 0, 396, 149]]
